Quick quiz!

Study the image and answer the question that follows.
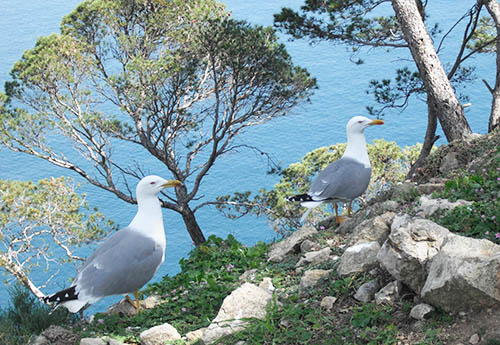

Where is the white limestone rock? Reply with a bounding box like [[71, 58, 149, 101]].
[[267, 225, 318, 263], [377, 217, 450, 293], [295, 247, 332, 267], [337, 241, 381, 277], [409, 303, 434, 320], [200, 283, 272, 344], [299, 269, 332, 293], [139, 323, 181, 345], [416, 195, 473, 218], [421, 235, 500, 312]]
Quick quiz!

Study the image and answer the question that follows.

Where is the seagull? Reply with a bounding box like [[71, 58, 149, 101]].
[[43, 175, 182, 313], [288, 116, 384, 224]]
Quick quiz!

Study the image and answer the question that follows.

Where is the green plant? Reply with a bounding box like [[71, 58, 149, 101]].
[[432, 152, 500, 242], [0, 284, 75, 345], [350, 303, 392, 328]]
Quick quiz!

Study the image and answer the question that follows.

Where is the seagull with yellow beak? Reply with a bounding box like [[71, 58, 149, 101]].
[[288, 116, 384, 223], [43, 175, 182, 313]]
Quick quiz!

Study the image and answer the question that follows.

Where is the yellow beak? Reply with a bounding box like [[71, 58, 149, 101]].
[[369, 119, 384, 125], [161, 180, 183, 188]]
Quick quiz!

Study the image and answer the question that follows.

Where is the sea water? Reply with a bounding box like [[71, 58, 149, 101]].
[[0, 0, 493, 313]]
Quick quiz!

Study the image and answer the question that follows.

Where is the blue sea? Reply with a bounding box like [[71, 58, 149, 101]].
[[0, 1, 493, 313]]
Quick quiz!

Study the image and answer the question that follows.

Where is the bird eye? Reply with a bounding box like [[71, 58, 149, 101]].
[[150, 181, 156, 185], [358, 120, 363, 123]]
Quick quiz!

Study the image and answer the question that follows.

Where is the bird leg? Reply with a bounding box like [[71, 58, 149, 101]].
[[347, 201, 353, 217], [334, 203, 345, 224], [126, 291, 141, 311]]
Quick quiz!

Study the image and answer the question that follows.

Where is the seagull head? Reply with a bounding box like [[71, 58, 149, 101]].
[[136, 175, 182, 198], [346, 116, 384, 134]]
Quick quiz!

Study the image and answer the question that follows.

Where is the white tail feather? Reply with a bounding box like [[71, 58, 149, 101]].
[[300, 200, 324, 223], [61, 299, 88, 313]]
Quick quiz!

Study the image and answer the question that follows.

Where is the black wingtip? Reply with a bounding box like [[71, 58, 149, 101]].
[[287, 193, 314, 202], [43, 286, 78, 305]]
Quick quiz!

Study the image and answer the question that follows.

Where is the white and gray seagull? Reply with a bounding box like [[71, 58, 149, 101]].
[[43, 175, 182, 313], [288, 116, 384, 224]]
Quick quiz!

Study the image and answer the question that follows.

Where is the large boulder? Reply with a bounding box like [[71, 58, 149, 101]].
[[201, 283, 272, 344], [421, 235, 500, 312], [267, 225, 318, 263], [338, 241, 380, 277], [377, 217, 450, 293]]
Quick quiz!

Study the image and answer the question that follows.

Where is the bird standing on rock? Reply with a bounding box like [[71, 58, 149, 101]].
[[288, 116, 384, 224], [43, 175, 182, 313]]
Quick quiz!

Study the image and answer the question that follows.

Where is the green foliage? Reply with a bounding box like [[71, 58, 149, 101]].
[[350, 304, 392, 328], [81, 235, 269, 341], [432, 150, 500, 243], [0, 284, 75, 345], [469, 16, 497, 52], [0, 177, 110, 244], [0, 177, 112, 293], [274, 0, 405, 48], [218, 139, 422, 235]]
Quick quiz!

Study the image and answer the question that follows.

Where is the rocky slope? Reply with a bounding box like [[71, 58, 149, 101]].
[[31, 130, 500, 345]]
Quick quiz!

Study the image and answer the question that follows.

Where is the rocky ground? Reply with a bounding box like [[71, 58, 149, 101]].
[[30, 131, 500, 345]]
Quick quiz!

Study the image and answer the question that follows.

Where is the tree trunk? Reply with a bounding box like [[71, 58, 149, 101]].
[[391, 0, 473, 141], [407, 98, 439, 180], [484, 0, 500, 132], [180, 205, 207, 246]]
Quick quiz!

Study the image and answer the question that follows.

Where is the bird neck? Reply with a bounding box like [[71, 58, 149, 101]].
[[129, 195, 166, 246], [343, 131, 370, 167]]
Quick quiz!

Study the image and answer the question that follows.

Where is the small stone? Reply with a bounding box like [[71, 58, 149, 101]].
[[296, 247, 332, 267], [29, 335, 49, 345], [300, 239, 318, 252], [354, 279, 380, 303], [185, 328, 206, 343], [375, 281, 402, 305], [239, 268, 258, 282], [259, 277, 275, 292], [409, 303, 434, 320], [142, 295, 160, 309], [139, 323, 181, 345], [469, 333, 480, 345], [102, 338, 126, 345], [320, 296, 337, 311], [299, 269, 332, 293], [412, 320, 425, 332], [80, 339, 105, 345]]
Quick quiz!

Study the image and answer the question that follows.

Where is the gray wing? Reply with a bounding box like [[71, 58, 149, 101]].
[[75, 228, 164, 298], [309, 157, 372, 201]]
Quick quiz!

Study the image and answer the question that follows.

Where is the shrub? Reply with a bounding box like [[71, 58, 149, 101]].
[[0, 284, 75, 345]]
